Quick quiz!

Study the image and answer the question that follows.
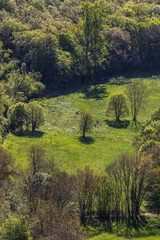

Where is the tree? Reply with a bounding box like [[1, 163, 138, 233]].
[[8, 102, 26, 131], [96, 174, 114, 221], [27, 102, 45, 132], [79, 0, 107, 82], [0, 146, 15, 181], [28, 144, 55, 176], [146, 168, 160, 214], [126, 80, 148, 123], [107, 92, 129, 122], [151, 106, 160, 121], [106, 153, 153, 219], [76, 166, 97, 225], [28, 145, 46, 176], [79, 110, 94, 138], [0, 215, 30, 240], [103, 27, 131, 72]]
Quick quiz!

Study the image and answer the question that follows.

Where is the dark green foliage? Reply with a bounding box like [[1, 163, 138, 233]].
[[151, 107, 160, 121], [0, 0, 159, 88], [0, 215, 30, 240], [8, 102, 26, 131], [8, 102, 45, 132], [27, 102, 45, 132], [0, 146, 15, 181], [146, 169, 160, 213]]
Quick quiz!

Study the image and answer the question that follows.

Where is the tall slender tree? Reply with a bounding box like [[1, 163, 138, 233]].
[[80, 0, 107, 82]]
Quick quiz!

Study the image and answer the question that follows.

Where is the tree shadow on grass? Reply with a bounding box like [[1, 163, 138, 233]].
[[78, 136, 95, 144], [13, 130, 45, 138], [105, 119, 130, 129], [82, 85, 108, 100]]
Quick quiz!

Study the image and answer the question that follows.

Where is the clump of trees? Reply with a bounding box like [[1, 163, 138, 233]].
[[76, 153, 153, 225], [106, 80, 148, 124]]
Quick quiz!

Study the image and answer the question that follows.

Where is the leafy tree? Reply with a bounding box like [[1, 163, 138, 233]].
[[79, 0, 107, 81], [13, 30, 58, 84], [136, 120, 160, 166], [146, 168, 160, 214], [8, 102, 26, 131], [79, 110, 94, 138], [6, 67, 44, 102], [107, 92, 129, 122], [0, 146, 15, 181], [151, 106, 160, 121], [126, 80, 148, 123], [0, 116, 9, 143], [27, 102, 45, 132], [0, 215, 30, 240], [103, 27, 131, 72]]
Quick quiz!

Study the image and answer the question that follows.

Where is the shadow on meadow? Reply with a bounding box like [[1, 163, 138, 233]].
[[105, 119, 130, 129], [13, 130, 45, 138], [88, 216, 160, 239], [78, 136, 95, 144], [82, 85, 108, 100]]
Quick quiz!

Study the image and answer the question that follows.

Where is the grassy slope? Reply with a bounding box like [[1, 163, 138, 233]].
[[5, 76, 160, 174]]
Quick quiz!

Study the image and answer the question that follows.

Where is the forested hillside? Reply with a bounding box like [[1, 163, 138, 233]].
[[0, 0, 160, 90], [0, 0, 160, 240]]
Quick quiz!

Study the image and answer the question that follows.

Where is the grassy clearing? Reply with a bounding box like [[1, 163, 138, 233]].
[[5, 75, 160, 174]]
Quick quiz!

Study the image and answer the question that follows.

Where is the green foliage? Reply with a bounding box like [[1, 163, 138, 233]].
[[0, 0, 159, 87], [5, 76, 160, 173], [107, 92, 129, 121], [151, 107, 160, 121], [0, 146, 14, 181], [6, 69, 44, 102], [27, 102, 45, 132], [13, 30, 58, 84], [78, 0, 108, 81], [8, 102, 26, 131], [8, 101, 45, 132], [0, 215, 30, 240]]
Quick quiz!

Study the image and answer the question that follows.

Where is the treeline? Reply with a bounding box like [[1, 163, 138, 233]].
[[0, 0, 160, 92]]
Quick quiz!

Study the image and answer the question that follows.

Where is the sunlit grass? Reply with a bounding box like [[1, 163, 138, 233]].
[[5, 75, 160, 174]]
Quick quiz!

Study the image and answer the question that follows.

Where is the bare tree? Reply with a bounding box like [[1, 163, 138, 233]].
[[76, 166, 97, 225], [79, 110, 94, 138], [126, 80, 148, 123]]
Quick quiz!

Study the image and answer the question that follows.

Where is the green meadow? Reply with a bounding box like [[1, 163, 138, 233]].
[[5, 75, 160, 174]]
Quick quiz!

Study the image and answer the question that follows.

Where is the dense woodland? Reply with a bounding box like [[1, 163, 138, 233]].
[[0, 0, 160, 239]]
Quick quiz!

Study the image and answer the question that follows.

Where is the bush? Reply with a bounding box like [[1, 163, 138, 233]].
[[0, 215, 30, 240]]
